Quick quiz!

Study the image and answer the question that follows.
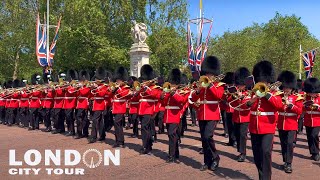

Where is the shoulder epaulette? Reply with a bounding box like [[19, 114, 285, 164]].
[[217, 82, 225, 87], [274, 91, 283, 96], [296, 94, 305, 101]]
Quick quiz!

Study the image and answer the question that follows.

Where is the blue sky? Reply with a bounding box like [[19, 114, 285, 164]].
[[188, 0, 320, 39]]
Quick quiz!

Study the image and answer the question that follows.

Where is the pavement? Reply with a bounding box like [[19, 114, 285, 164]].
[[0, 120, 319, 180]]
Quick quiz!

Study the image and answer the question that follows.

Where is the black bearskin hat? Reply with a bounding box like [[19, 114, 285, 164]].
[[277, 71, 297, 90], [79, 70, 90, 81], [200, 56, 221, 76], [66, 69, 79, 81], [297, 79, 303, 90], [168, 68, 181, 85], [234, 67, 250, 86], [21, 79, 28, 87], [13, 79, 21, 88], [140, 64, 155, 81], [303, 78, 320, 93], [222, 72, 234, 85], [95, 67, 107, 80], [252, 60, 276, 83], [5, 80, 13, 88], [113, 66, 128, 81]]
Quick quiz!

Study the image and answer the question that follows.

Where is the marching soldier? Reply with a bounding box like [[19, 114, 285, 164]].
[[138, 64, 161, 155], [303, 78, 320, 161], [51, 72, 67, 134], [64, 70, 79, 136], [41, 75, 55, 132], [277, 71, 303, 173], [128, 76, 140, 138], [75, 70, 92, 139], [246, 61, 282, 180], [3, 80, 13, 125], [0, 83, 6, 124], [6, 80, 21, 126], [190, 56, 225, 171], [88, 68, 108, 143], [19, 79, 30, 128], [229, 67, 251, 162], [29, 74, 43, 130], [161, 68, 188, 163], [111, 67, 131, 148]]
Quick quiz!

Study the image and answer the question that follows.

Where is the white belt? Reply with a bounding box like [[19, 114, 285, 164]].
[[31, 98, 39, 100], [55, 97, 64, 100], [306, 111, 320, 115], [78, 97, 88, 99], [0, 98, 4, 101], [20, 98, 29, 101], [64, 97, 75, 99], [199, 100, 218, 104], [234, 107, 246, 111], [279, 112, 297, 116], [41, 98, 53, 100], [140, 99, 155, 103], [113, 99, 126, 102], [104, 95, 109, 98], [93, 97, 104, 100], [130, 102, 139, 105], [251, 111, 274, 116], [165, 106, 180, 110]]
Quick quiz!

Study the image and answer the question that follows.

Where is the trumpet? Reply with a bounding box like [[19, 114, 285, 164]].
[[252, 81, 282, 97]]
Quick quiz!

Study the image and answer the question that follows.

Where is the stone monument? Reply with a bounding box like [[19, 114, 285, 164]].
[[129, 21, 150, 77]]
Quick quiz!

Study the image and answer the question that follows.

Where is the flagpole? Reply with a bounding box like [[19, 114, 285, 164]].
[[46, 0, 50, 69], [299, 44, 302, 79]]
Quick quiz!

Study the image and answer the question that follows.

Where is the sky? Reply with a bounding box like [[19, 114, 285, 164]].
[[188, 0, 320, 40]]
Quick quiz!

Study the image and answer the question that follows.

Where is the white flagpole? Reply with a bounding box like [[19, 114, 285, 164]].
[[46, 0, 50, 67], [299, 44, 302, 79]]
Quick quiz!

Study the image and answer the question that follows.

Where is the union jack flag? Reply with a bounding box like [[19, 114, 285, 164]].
[[49, 17, 61, 67], [36, 14, 48, 67], [187, 23, 196, 72], [201, 21, 213, 63], [302, 50, 317, 78], [195, 19, 203, 71]]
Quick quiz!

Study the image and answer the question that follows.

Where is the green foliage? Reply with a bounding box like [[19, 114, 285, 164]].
[[209, 13, 320, 79]]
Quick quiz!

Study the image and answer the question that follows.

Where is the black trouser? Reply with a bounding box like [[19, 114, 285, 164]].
[[226, 112, 235, 144], [0, 106, 5, 123], [104, 107, 113, 132], [234, 122, 249, 154], [114, 114, 125, 145], [279, 130, 295, 164], [6, 108, 17, 125], [19, 107, 29, 127], [298, 113, 304, 133], [76, 109, 89, 136], [29, 108, 39, 129], [91, 111, 105, 139], [65, 109, 75, 134], [167, 123, 179, 158], [140, 115, 153, 151], [157, 111, 165, 133], [180, 110, 187, 136], [306, 126, 320, 155], [129, 113, 139, 136], [221, 110, 228, 135], [151, 113, 157, 137], [53, 108, 65, 132], [190, 107, 197, 125], [199, 120, 219, 166], [251, 133, 274, 180], [40, 108, 52, 129]]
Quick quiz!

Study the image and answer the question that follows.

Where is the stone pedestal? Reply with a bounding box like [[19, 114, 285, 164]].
[[129, 43, 150, 77]]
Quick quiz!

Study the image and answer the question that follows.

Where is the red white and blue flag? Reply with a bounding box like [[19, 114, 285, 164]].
[[195, 18, 203, 71], [201, 21, 213, 63], [187, 23, 196, 72], [49, 16, 61, 67], [36, 14, 48, 67], [302, 50, 316, 78]]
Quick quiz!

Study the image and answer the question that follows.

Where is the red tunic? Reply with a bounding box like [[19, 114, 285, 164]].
[[29, 90, 42, 108], [112, 85, 131, 114], [129, 93, 140, 114], [92, 85, 107, 111], [42, 89, 55, 109], [138, 85, 162, 115], [0, 93, 5, 107], [277, 94, 303, 130], [76, 86, 92, 109], [20, 91, 30, 108], [248, 91, 282, 134], [303, 94, 320, 127], [8, 92, 20, 108], [63, 86, 77, 109], [190, 82, 225, 121], [54, 88, 65, 109], [162, 90, 188, 124], [229, 90, 251, 123]]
